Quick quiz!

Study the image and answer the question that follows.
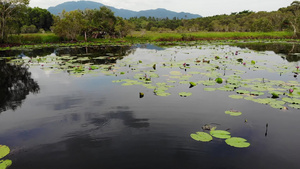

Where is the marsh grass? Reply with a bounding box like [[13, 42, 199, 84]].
[[128, 31, 293, 41]]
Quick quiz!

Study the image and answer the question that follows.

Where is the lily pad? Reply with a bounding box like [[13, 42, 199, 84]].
[[0, 160, 12, 169], [229, 95, 244, 99], [204, 88, 217, 91], [179, 92, 192, 97], [225, 110, 242, 116], [250, 91, 264, 96], [236, 90, 250, 94], [0, 145, 10, 159], [225, 137, 250, 148], [289, 104, 300, 109], [189, 82, 197, 87], [190, 132, 213, 142], [210, 130, 231, 139]]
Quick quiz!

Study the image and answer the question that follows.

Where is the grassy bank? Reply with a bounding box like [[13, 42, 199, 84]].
[[0, 31, 296, 50], [127, 31, 294, 41], [6, 33, 60, 44]]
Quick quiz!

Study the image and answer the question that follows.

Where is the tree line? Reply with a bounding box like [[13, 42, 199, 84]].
[[1, 0, 300, 43]]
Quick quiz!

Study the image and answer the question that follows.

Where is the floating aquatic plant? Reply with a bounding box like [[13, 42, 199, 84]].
[[225, 110, 242, 116], [210, 130, 231, 139], [179, 92, 192, 97], [0, 145, 12, 169], [225, 137, 250, 148], [228, 95, 244, 99], [190, 132, 213, 142]]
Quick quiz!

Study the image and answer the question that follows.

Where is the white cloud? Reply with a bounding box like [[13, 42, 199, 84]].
[[29, 0, 294, 16]]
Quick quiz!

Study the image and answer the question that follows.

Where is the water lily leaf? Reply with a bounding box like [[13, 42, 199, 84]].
[[225, 110, 242, 116], [170, 71, 181, 75], [225, 137, 250, 148], [236, 90, 250, 94], [218, 87, 235, 91], [204, 88, 217, 91], [282, 97, 294, 104], [202, 81, 216, 86], [190, 132, 213, 142], [179, 92, 192, 97], [0, 160, 12, 169], [156, 92, 171, 97], [253, 98, 271, 104], [289, 104, 300, 109], [269, 103, 285, 109], [229, 95, 244, 99], [0, 145, 10, 159], [250, 91, 264, 96], [189, 82, 197, 87], [210, 130, 231, 139]]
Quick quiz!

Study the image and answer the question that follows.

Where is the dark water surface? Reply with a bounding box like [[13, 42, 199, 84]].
[[0, 44, 300, 169]]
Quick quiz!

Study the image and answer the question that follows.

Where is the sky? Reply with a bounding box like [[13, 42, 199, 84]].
[[29, 0, 295, 17]]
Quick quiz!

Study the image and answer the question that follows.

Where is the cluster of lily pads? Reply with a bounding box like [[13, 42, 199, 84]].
[[111, 45, 300, 110], [0, 145, 12, 169], [190, 129, 250, 148], [1, 53, 122, 77], [3, 45, 300, 110]]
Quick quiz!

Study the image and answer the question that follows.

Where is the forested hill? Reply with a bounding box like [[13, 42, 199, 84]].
[[47, 1, 202, 19]]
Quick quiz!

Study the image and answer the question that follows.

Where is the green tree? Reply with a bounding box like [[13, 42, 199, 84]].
[[0, 0, 29, 42], [52, 10, 87, 40]]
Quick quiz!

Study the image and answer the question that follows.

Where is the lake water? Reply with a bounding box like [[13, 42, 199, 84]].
[[0, 43, 300, 169]]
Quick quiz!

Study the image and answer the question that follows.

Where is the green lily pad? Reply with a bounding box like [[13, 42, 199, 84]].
[[202, 81, 216, 86], [210, 130, 231, 139], [282, 97, 294, 104], [250, 91, 264, 96], [218, 87, 235, 91], [190, 132, 213, 142], [156, 92, 171, 97], [179, 92, 192, 97], [0, 145, 10, 159], [189, 82, 197, 87], [229, 95, 244, 99], [0, 160, 12, 169], [289, 104, 300, 109], [204, 88, 217, 91], [225, 137, 250, 148], [236, 90, 250, 94], [170, 71, 181, 75], [269, 103, 285, 109], [225, 110, 242, 116]]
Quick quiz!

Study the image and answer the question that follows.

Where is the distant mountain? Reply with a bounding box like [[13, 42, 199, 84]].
[[47, 1, 201, 19]]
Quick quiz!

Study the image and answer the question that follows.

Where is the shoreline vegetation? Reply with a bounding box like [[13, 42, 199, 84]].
[[1, 1, 300, 49], [0, 31, 297, 50]]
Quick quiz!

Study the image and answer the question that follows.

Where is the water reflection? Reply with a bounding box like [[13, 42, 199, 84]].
[[233, 43, 300, 62], [0, 61, 39, 113]]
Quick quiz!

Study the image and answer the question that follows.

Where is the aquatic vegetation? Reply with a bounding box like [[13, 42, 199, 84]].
[[190, 132, 213, 142], [4, 44, 300, 111], [215, 78, 223, 84], [0, 145, 12, 169], [225, 110, 242, 116], [179, 92, 192, 97], [210, 130, 231, 139], [225, 137, 251, 148]]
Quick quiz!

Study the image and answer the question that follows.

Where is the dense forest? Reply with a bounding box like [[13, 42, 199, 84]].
[[1, 0, 300, 42]]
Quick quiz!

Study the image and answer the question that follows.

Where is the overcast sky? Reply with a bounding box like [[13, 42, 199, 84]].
[[29, 0, 295, 17]]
